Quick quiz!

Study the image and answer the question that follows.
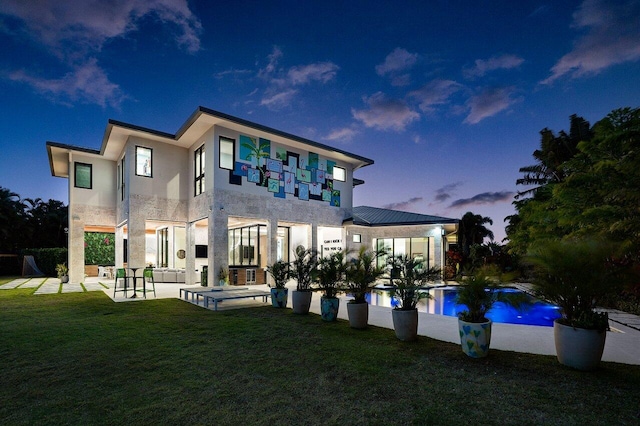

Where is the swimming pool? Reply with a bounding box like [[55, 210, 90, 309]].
[[366, 286, 562, 327]]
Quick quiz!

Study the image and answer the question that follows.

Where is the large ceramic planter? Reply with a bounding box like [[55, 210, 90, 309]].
[[292, 290, 312, 314], [270, 288, 288, 308], [320, 296, 340, 322], [554, 320, 607, 371], [392, 309, 418, 341], [458, 318, 492, 358], [347, 302, 368, 329]]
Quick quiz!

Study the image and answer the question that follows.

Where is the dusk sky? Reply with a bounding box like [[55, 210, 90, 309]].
[[1, 0, 639, 242]]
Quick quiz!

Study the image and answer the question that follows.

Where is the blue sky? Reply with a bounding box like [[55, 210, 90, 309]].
[[1, 0, 639, 242]]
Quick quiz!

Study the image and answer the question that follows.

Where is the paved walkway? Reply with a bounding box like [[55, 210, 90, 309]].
[[2, 277, 639, 365]]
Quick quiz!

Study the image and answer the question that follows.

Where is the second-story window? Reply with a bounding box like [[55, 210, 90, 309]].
[[120, 156, 126, 201], [194, 144, 205, 196], [333, 166, 346, 182], [74, 162, 92, 189], [219, 137, 235, 170], [135, 146, 152, 177]]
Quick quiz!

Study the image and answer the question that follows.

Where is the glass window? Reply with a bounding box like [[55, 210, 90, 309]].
[[277, 227, 290, 262], [120, 156, 126, 201], [352, 233, 361, 243], [194, 144, 205, 196], [135, 146, 152, 177], [74, 162, 92, 189], [333, 166, 346, 182], [219, 137, 234, 170]]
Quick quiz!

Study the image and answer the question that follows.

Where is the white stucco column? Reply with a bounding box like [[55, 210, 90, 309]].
[[210, 210, 228, 286], [68, 215, 84, 283], [127, 214, 145, 268], [186, 221, 196, 285]]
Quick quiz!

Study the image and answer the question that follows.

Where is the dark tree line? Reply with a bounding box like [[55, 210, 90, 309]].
[[506, 107, 640, 257], [0, 187, 68, 253]]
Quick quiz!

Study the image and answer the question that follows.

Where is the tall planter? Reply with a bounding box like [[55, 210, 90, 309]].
[[554, 320, 607, 371], [292, 290, 312, 314], [392, 309, 418, 341], [270, 288, 288, 308], [347, 302, 368, 329], [458, 318, 492, 358], [320, 296, 339, 322]]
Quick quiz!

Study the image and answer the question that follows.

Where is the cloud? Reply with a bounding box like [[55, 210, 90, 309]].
[[463, 54, 524, 78], [324, 127, 358, 142], [376, 47, 418, 75], [288, 62, 339, 85], [257, 47, 339, 110], [434, 182, 463, 203], [409, 79, 463, 113], [541, 0, 640, 84], [382, 197, 423, 211], [464, 86, 520, 124], [448, 191, 514, 208], [0, 0, 203, 55], [352, 92, 420, 131], [0, 0, 201, 107], [260, 89, 298, 109], [9, 58, 125, 108], [375, 48, 419, 86]]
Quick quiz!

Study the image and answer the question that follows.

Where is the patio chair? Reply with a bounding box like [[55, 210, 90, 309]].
[[136, 268, 156, 298], [113, 268, 132, 298]]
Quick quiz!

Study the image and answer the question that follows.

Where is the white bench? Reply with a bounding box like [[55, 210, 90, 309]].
[[179, 287, 249, 305], [201, 289, 271, 311]]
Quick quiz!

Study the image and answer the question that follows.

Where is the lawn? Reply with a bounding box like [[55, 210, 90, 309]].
[[1, 279, 639, 425]]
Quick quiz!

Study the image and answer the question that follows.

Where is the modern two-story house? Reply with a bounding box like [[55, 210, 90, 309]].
[[46, 107, 458, 286]]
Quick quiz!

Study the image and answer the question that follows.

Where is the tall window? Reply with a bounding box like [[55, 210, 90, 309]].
[[119, 156, 126, 201], [135, 146, 152, 177], [74, 162, 92, 189], [333, 165, 346, 182], [194, 144, 205, 196], [219, 137, 234, 170]]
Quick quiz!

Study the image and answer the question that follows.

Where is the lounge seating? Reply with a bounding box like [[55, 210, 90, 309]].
[[152, 268, 186, 284]]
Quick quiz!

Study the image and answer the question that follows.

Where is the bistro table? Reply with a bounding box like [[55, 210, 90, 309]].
[[127, 267, 145, 298]]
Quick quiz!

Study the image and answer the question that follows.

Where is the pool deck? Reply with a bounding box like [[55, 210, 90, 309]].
[[3, 277, 639, 365]]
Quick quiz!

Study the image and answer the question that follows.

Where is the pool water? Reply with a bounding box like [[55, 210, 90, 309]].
[[366, 286, 562, 327]]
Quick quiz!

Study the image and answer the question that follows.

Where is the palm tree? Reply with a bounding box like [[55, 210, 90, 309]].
[[0, 187, 26, 252], [459, 212, 494, 259], [515, 114, 591, 199]]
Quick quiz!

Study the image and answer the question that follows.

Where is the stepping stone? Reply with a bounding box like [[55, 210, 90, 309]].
[[83, 282, 106, 291], [35, 279, 61, 294], [21, 278, 47, 288], [61, 283, 84, 293]]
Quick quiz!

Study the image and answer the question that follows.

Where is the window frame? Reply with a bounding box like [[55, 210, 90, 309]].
[[135, 146, 153, 178], [194, 144, 205, 196], [219, 136, 235, 171], [74, 162, 93, 189], [333, 165, 346, 182]]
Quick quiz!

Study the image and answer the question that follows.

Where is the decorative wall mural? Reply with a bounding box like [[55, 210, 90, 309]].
[[231, 135, 342, 206]]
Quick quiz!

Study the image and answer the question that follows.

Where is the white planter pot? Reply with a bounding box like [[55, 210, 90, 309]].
[[458, 318, 492, 358], [554, 320, 607, 371], [347, 302, 369, 329], [392, 309, 418, 341], [292, 290, 312, 314]]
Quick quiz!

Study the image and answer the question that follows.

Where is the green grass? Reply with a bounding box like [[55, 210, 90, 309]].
[[1, 279, 639, 425]]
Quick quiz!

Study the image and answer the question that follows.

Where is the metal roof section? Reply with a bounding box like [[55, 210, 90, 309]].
[[346, 206, 459, 227]]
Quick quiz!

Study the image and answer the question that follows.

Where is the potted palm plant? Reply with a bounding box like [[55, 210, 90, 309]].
[[527, 238, 630, 370], [267, 260, 290, 308], [56, 263, 69, 284], [344, 247, 385, 329], [289, 245, 318, 314], [315, 250, 348, 322], [388, 255, 441, 341], [456, 266, 526, 358]]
